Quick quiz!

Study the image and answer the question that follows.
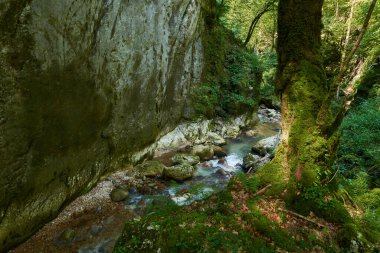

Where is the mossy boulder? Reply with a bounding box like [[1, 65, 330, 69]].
[[171, 154, 200, 166], [163, 164, 195, 181], [136, 161, 166, 177], [243, 153, 260, 169], [110, 187, 129, 202], [213, 146, 227, 157], [192, 145, 214, 161], [207, 132, 226, 146], [252, 135, 279, 156]]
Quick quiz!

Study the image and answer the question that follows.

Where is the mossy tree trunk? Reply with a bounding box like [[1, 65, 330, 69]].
[[259, 0, 340, 197]]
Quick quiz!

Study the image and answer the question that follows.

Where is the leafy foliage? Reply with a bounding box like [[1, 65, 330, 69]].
[[221, 0, 278, 50], [337, 97, 380, 188], [191, 25, 262, 118]]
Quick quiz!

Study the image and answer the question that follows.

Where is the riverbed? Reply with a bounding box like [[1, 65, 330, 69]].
[[12, 118, 280, 253]]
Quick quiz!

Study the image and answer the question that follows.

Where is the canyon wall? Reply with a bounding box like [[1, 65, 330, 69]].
[[0, 0, 203, 250]]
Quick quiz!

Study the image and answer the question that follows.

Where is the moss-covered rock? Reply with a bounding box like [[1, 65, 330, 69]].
[[243, 153, 260, 169], [163, 164, 195, 181], [171, 154, 200, 166], [110, 187, 129, 202], [136, 161, 166, 178], [191, 145, 214, 161], [252, 135, 279, 156]]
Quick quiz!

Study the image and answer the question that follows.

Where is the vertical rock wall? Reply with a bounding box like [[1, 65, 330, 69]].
[[0, 0, 203, 251]]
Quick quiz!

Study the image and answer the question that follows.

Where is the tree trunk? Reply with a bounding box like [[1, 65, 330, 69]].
[[323, 0, 377, 133], [340, 0, 355, 72], [335, 0, 377, 88], [335, 0, 339, 18], [243, 0, 276, 46], [259, 0, 338, 195]]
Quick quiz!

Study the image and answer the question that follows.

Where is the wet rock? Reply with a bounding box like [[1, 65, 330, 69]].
[[110, 187, 129, 202], [140, 185, 152, 195], [258, 106, 281, 122], [198, 161, 212, 168], [163, 164, 195, 181], [218, 158, 226, 165], [251, 135, 280, 156], [136, 160, 166, 177], [148, 183, 156, 188], [225, 126, 240, 138], [171, 154, 200, 165], [245, 129, 258, 137], [243, 153, 261, 169], [207, 132, 226, 146], [192, 145, 214, 161], [213, 146, 227, 157], [215, 168, 227, 176]]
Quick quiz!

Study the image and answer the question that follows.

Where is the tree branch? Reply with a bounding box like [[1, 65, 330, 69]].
[[334, 0, 377, 87], [243, 0, 277, 46]]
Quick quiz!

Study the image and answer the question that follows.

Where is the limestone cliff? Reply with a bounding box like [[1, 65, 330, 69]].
[[0, 0, 203, 250]]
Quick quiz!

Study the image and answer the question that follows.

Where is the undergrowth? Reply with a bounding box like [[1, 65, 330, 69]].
[[113, 175, 343, 253]]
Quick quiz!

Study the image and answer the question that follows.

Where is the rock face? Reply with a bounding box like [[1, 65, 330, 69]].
[[154, 113, 259, 156], [0, 0, 203, 251]]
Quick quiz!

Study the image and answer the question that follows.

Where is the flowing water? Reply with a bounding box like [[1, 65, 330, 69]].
[[13, 120, 280, 253]]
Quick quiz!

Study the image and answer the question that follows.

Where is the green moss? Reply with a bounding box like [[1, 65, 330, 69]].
[[336, 223, 359, 249], [256, 146, 288, 196], [191, 22, 262, 118], [233, 173, 260, 193]]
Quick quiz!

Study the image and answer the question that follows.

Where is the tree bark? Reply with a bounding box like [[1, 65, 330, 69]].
[[340, 0, 355, 73], [259, 0, 337, 195], [260, 0, 377, 198], [336, 0, 355, 98]]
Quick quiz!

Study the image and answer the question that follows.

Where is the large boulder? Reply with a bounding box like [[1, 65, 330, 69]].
[[136, 161, 166, 177], [110, 187, 129, 202], [243, 153, 272, 172], [171, 154, 200, 166], [207, 132, 226, 146], [192, 145, 214, 161], [252, 135, 280, 156], [213, 146, 227, 158], [163, 164, 195, 181]]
